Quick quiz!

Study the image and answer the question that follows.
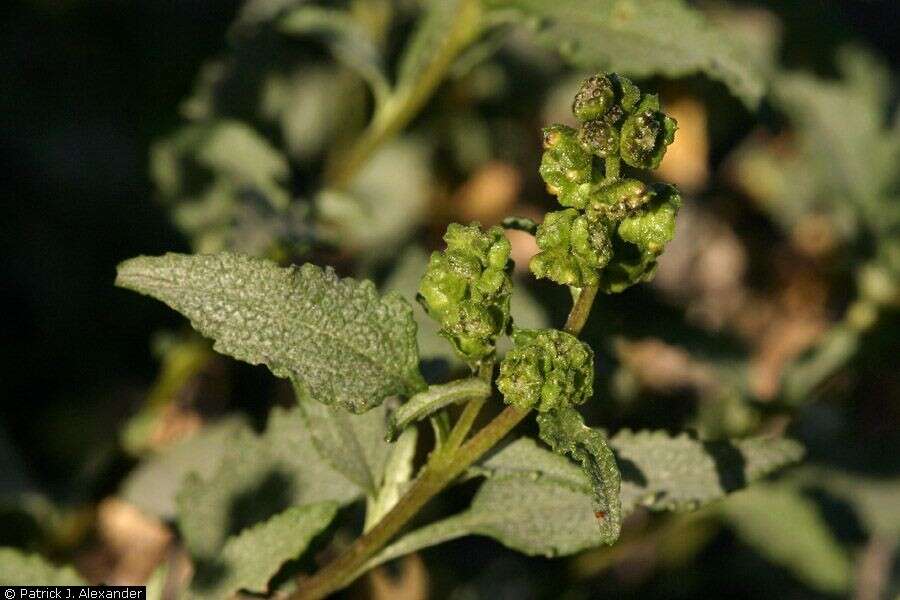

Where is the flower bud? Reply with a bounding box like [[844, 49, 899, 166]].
[[418, 223, 513, 362], [529, 209, 613, 287], [619, 95, 677, 170], [497, 328, 594, 412], [572, 74, 615, 122], [539, 125, 594, 209], [587, 178, 651, 221], [598, 183, 682, 293], [578, 118, 619, 158]]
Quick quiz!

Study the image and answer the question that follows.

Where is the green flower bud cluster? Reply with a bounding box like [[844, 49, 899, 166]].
[[418, 223, 513, 363], [531, 73, 681, 293], [497, 328, 594, 413]]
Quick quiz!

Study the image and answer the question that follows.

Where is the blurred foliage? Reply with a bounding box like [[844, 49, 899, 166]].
[[1, 0, 898, 597]]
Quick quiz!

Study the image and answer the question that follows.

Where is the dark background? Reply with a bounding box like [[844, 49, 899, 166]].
[[1, 0, 897, 597]]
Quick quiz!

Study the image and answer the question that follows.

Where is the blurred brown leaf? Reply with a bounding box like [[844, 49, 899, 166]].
[[368, 553, 429, 600], [656, 96, 709, 194]]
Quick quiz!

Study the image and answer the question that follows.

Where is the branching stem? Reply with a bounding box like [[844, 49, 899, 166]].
[[290, 286, 599, 599]]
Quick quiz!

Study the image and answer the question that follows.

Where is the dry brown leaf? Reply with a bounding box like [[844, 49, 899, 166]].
[[453, 161, 521, 225], [96, 498, 173, 584], [615, 338, 718, 395]]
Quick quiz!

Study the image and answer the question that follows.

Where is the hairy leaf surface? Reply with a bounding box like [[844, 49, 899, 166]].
[[371, 432, 803, 560], [120, 417, 248, 520], [177, 403, 388, 558], [611, 430, 805, 512], [117, 253, 425, 413], [721, 484, 851, 594], [486, 0, 764, 108], [537, 407, 621, 543], [189, 503, 337, 600], [296, 382, 391, 494]]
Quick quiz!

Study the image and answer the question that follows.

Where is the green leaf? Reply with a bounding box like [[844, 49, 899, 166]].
[[793, 466, 900, 539], [295, 382, 391, 494], [485, 0, 764, 108], [611, 429, 805, 513], [720, 484, 851, 594], [733, 47, 897, 242], [116, 253, 425, 414], [189, 503, 338, 600], [176, 404, 384, 558], [387, 378, 491, 442], [536, 408, 621, 543], [395, 0, 483, 94], [772, 47, 896, 232], [317, 139, 432, 260], [280, 7, 390, 105], [0, 548, 85, 585], [368, 431, 803, 562], [150, 121, 299, 254], [367, 469, 606, 562], [364, 427, 419, 532], [120, 417, 248, 520]]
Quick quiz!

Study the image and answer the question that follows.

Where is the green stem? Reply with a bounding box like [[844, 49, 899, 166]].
[[564, 282, 600, 336], [325, 0, 481, 189], [290, 405, 528, 600], [291, 258, 600, 600], [443, 362, 494, 453]]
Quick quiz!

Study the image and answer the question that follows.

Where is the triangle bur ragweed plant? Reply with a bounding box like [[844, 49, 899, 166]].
[[113, 74, 802, 600]]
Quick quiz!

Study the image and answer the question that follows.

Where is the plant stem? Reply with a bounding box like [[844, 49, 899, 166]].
[[564, 282, 599, 336], [290, 405, 528, 600], [443, 362, 494, 452], [291, 255, 600, 600], [325, 0, 481, 189]]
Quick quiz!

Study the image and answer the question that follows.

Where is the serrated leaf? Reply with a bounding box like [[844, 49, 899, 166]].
[[366, 470, 605, 563], [371, 432, 803, 561], [537, 407, 621, 543], [611, 429, 805, 513], [120, 417, 248, 520], [189, 503, 338, 600], [0, 548, 85, 585], [721, 483, 851, 594], [177, 404, 384, 558], [486, 0, 764, 108], [116, 253, 425, 413]]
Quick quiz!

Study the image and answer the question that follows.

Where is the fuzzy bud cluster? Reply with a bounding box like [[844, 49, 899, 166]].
[[497, 328, 594, 412], [531, 73, 681, 292], [418, 223, 513, 363]]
